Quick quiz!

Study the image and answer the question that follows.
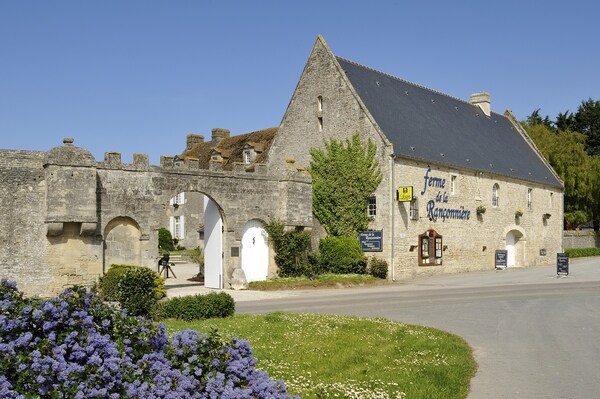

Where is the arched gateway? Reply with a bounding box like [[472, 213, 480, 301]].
[[5, 140, 312, 297]]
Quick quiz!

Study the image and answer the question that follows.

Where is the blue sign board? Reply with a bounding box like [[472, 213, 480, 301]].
[[359, 230, 383, 252], [495, 250, 508, 269]]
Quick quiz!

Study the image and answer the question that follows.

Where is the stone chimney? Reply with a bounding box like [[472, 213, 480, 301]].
[[470, 92, 491, 116], [186, 134, 204, 150], [211, 128, 230, 147]]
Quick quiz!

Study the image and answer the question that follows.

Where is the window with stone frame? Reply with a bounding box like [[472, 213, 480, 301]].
[[527, 188, 533, 210], [410, 197, 419, 220], [418, 229, 442, 266], [367, 195, 377, 218], [492, 183, 500, 208], [243, 150, 252, 165]]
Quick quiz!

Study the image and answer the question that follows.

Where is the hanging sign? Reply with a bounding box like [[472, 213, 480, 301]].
[[397, 186, 413, 202]]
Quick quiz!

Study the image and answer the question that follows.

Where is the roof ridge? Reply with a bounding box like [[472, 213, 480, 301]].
[[335, 56, 501, 114]]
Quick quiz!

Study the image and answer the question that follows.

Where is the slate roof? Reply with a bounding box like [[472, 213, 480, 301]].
[[336, 57, 563, 188], [182, 127, 277, 170]]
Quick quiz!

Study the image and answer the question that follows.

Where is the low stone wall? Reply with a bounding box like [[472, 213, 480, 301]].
[[563, 230, 600, 248]]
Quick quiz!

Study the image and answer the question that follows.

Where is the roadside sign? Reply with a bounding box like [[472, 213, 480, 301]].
[[495, 250, 508, 269], [557, 253, 569, 275], [359, 230, 383, 252]]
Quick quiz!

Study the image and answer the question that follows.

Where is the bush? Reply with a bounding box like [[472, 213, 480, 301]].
[[98, 264, 166, 304], [319, 235, 367, 274], [98, 264, 134, 301], [159, 227, 175, 252], [368, 257, 388, 279], [159, 292, 235, 321], [117, 267, 164, 317], [266, 220, 313, 277], [565, 247, 600, 258], [0, 279, 295, 399]]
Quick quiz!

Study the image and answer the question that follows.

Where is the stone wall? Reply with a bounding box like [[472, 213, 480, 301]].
[[0, 142, 312, 297], [386, 160, 563, 280], [563, 231, 600, 248]]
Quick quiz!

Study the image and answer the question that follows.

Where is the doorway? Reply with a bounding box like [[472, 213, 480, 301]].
[[241, 220, 269, 282]]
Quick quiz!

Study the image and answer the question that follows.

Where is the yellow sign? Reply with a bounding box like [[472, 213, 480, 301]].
[[397, 186, 413, 202]]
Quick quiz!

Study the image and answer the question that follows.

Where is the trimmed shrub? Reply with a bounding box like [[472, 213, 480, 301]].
[[565, 247, 600, 258], [117, 267, 164, 317], [160, 292, 235, 321], [98, 264, 134, 301], [368, 257, 388, 279], [159, 227, 175, 252], [319, 235, 367, 274], [99, 264, 166, 304], [0, 280, 295, 398]]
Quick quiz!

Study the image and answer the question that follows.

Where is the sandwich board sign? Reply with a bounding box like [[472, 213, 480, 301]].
[[495, 250, 508, 269], [557, 253, 569, 275]]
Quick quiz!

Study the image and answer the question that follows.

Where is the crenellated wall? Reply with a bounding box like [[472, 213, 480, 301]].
[[0, 140, 312, 297]]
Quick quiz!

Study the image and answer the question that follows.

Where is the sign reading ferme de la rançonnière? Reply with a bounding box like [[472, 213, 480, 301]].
[[420, 166, 471, 222]]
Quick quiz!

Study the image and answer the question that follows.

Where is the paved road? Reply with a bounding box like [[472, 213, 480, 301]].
[[235, 257, 600, 399]]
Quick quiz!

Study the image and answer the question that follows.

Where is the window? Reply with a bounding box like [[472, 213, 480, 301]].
[[450, 175, 456, 194], [418, 229, 442, 266], [318, 116, 323, 131], [317, 96, 323, 112], [410, 197, 419, 220], [550, 192, 553, 208], [170, 192, 184, 206], [492, 183, 499, 208], [173, 216, 184, 239], [527, 188, 533, 210], [367, 195, 377, 218], [243, 150, 252, 165]]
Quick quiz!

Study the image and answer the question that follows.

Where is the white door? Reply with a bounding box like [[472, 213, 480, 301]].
[[241, 220, 269, 282], [203, 196, 222, 289], [506, 231, 516, 267]]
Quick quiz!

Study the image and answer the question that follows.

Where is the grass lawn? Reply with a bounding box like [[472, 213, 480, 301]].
[[248, 273, 386, 290], [164, 312, 477, 399]]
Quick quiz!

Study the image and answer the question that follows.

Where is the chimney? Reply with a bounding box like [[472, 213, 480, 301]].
[[211, 128, 230, 147], [186, 134, 204, 150], [470, 92, 491, 116]]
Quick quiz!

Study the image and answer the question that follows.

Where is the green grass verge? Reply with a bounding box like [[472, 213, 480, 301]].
[[165, 313, 477, 399], [565, 247, 600, 258], [248, 273, 384, 290]]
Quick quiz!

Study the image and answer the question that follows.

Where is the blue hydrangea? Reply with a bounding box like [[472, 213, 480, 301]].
[[0, 280, 297, 398]]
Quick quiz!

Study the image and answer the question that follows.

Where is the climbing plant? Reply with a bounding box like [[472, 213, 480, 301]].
[[309, 133, 382, 237]]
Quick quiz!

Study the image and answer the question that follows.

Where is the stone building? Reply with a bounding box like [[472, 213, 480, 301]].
[[268, 36, 563, 279]]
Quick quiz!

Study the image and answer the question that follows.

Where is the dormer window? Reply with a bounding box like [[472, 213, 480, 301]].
[[244, 150, 252, 165]]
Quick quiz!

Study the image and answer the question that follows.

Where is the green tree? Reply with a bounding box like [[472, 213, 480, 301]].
[[525, 123, 593, 220], [309, 133, 382, 237], [573, 98, 600, 155]]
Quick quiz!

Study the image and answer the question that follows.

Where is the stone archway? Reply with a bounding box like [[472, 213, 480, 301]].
[[104, 217, 141, 270], [241, 220, 269, 282]]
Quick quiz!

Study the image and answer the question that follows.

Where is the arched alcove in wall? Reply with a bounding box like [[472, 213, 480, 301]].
[[504, 227, 526, 267], [241, 220, 269, 282], [103, 217, 141, 270]]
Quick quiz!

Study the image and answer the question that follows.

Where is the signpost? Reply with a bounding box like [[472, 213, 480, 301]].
[[557, 253, 569, 276], [359, 230, 383, 252], [495, 250, 508, 269]]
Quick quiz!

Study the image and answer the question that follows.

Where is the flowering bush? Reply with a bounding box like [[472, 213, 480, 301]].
[[0, 279, 296, 399]]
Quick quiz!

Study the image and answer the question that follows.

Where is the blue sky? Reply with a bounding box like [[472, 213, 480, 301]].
[[1, 1, 599, 164]]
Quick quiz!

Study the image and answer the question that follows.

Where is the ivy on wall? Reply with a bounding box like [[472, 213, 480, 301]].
[[309, 133, 382, 237]]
